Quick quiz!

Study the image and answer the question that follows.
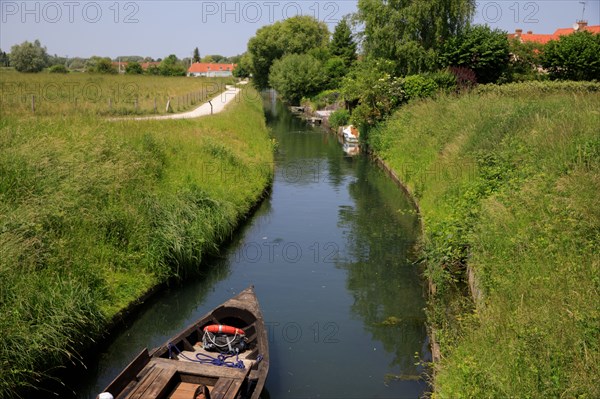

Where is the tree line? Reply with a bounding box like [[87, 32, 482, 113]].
[[2, 42, 242, 76], [240, 0, 600, 129]]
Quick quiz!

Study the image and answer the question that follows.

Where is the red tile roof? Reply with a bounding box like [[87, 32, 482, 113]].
[[140, 62, 160, 70], [510, 23, 600, 44], [188, 63, 237, 73]]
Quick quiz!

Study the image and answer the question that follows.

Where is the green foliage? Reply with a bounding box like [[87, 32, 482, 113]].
[[541, 31, 600, 81], [48, 64, 68, 74], [323, 56, 347, 89], [330, 18, 357, 67], [247, 15, 330, 89], [269, 53, 325, 104], [356, 0, 475, 75], [9, 40, 49, 73], [341, 58, 405, 128], [193, 47, 201, 63], [402, 75, 438, 100], [159, 54, 186, 76], [86, 56, 117, 74], [125, 61, 143, 74], [328, 108, 350, 128], [439, 24, 510, 84], [233, 53, 252, 78], [309, 89, 341, 110], [368, 81, 600, 397], [508, 38, 544, 81], [422, 70, 457, 92], [0, 49, 9, 67]]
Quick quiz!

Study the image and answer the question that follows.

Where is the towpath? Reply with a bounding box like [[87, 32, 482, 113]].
[[111, 85, 241, 121]]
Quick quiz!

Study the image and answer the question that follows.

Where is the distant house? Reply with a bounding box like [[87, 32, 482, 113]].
[[508, 20, 600, 44], [140, 62, 161, 71], [188, 62, 237, 77], [112, 61, 128, 73]]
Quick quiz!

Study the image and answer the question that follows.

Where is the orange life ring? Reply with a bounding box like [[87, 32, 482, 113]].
[[203, 324, 245, 336]]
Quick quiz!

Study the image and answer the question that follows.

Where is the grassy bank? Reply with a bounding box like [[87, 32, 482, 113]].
[[0, 83, 273, 397], [368, 81, 599, 397]]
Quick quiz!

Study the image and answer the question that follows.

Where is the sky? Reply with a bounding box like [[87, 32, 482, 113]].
[[1, 0, 599, 59]]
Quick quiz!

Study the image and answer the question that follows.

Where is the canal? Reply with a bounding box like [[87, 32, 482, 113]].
[[75, 92, 431, 398]]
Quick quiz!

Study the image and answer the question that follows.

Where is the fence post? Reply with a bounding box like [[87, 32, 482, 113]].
[[31, 95, 35, 113], [154, 97, 157, 113], [108, 98, 112, 111]]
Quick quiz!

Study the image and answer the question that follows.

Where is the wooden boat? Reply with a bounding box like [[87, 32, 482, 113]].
[[100, 286, 269, 399]]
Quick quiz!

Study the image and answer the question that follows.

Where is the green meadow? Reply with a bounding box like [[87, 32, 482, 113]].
[[0, 70, 232, 116], [0, 73, 273, 396], [368, 81, 599, 397]]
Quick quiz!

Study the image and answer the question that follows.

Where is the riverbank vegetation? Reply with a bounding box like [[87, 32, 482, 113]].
[[0, 80, 274, 397], [368, 81, 599, 397]]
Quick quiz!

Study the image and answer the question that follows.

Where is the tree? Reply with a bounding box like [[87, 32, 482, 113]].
[[541, 31, 600, 81], [126, 61, 143, 74], [356, 0, 475, 75], [340, 58, 404, 127], [330, 18, 357, 67], [248, 15, 330, 89], [86, 56, 117, 74], [268, 53, 326, 104], [508, 38, 544, 81], [159, 54, 187, 76], [233, 53, 252, 78], [9, 40, 49, 72], [0, 49, 9, 67], [439, 25, 510, 84], [193, 47, 201, 63]]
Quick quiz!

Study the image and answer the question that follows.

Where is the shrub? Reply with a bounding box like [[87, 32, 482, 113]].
[[126, 61, 143, 75], [541, 31, 600, 81], [310, 90, 340, 110], [421, 70, 457, 92], [439, 25, 510, 84], [48, 64, 68, 74], [402, 74, 438, 100], [449, 66, 477, 91], [328, 108, 350, 128]]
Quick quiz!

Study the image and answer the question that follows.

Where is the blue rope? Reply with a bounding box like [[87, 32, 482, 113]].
[[167, 342, 245, 369]]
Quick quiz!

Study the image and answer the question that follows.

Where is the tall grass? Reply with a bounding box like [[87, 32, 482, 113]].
[[0, 70, 233, 116], [368, 81, 600, 397], [0, 83, 273, 397]]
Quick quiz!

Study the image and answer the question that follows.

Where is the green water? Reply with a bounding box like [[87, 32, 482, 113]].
[[74, 93, 430, 398]]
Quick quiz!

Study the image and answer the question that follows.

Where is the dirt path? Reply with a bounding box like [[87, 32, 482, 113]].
[[112, 85, 241, 121]]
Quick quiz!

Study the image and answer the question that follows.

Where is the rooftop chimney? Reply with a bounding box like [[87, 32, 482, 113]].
[[515, 28, 523, 38], [577, 20, 588, 30], [527, 30, 533, 34]]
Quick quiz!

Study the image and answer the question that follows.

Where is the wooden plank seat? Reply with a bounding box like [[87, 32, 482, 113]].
[[127, 365, 177, 399]]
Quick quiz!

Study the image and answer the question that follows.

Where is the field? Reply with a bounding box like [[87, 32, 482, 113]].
[[0, 70, 233, 116], [0, 72, 274, 397], [368, 81, 600, 397]]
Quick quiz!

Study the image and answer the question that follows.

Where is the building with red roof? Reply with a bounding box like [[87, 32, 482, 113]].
[[188, 63, 237, 77], [508, 20, 600, 44]]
